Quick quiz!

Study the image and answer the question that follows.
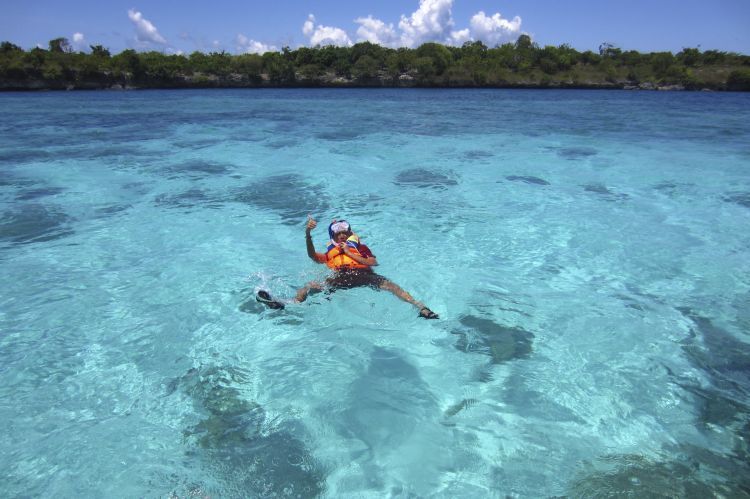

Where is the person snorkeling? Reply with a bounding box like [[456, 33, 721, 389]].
[[257, 216, 439, 319]]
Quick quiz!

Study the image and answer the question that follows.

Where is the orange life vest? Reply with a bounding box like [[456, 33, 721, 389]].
[[324, 244, 370, 270]]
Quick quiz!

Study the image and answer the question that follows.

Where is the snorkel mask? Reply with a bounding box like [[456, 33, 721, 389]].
[[327, 219, 360, 249], [328, 220, 351, 239]]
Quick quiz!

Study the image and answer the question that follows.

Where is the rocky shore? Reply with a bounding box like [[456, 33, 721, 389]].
[[0, 71, 717, 91]]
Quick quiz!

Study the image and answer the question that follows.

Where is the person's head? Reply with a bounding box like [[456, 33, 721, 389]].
[[329, 219, 352, 243]]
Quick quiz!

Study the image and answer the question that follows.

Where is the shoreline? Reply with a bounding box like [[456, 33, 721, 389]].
[[3, 40, 748, 93], [0, 80, 724, 92]]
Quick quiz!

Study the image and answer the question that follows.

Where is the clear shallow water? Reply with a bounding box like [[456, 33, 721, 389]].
[[1, 88, 749, 497]]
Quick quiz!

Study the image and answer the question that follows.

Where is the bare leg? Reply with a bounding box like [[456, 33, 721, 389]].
[[379, 279, 438, 318], [295, 280, 324, 303], [379, 279, 425, 310]]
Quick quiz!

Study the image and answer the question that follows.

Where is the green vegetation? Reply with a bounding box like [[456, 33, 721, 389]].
[[1, 37, 749, 90]]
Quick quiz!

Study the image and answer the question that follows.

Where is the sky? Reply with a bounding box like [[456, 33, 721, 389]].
[[2, 0, 749, 55]]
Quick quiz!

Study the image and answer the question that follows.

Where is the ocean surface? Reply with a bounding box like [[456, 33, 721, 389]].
[[1, 88, 749, 497]]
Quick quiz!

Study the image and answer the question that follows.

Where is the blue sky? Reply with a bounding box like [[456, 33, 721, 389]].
[[2, 0, 749, 55]]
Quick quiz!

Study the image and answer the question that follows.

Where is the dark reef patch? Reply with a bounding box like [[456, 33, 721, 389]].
[[613, 293, 646, 311], [0, 204, 74, 245], [681, 383, 749, 430], [505, 175, 550, 186], [172, 138, 219, 150], [0, 170, 13, 188], [679, 308, 750, 393], [676, 307, 750, 483], [679, 442, 750, 493], [0, 148, 53, 164], [340, 347, 437, 451], [15, 187, 65, 201], [154, 189, 223, 209], [654, 181, 679, 191], [336, 193, 385, 220], [172, 366, 326, 497], [59, 144, 156, 160], [583, 183, 629, 201], [272, 120, 300, 134], [555, 147, 598, 160], [0, 176, 36, 188], [502, 375, 585, 423], [93, 145, 155, 158], [315, 129, 363, 141], [452, 315, 533, 365], [724, 192, 750, 209], [163, 160, 231, 178], [653, 181, 690, 197], [227, 131, 265, 143], [569, 454, 725, 498], [94, 204, 132, 217], [265, 138, 299, 149], [393, 168, 458, 189], [463, 150, 494, 160], [234, 174, 329, 224], [582, 183, 611, 195]]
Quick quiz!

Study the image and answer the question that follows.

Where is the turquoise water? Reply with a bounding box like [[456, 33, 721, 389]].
[[1, 88, 749, 497]]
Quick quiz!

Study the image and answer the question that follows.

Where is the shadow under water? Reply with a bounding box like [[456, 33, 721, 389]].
[[14, 186, 65, 201], [154, 188, 224, 210], [583, 183, 630, 201], [589, 308, 750, 496], [505, 175, 550, 186], [0, 204, 74, 246], [554, 146, 599, 160], [162, 159, 232, 179], [169, 365, 326, 497], [340, 347, 437, 451], [678, 308, 750, 476], [463, 149, 494, 160], [451, 315, 534, 365], [724, 192, 750, 209], [679, 308, 750, 409], [393, 168, 459, 189], [234, 173, 330, 225], [569, 454, 728, 498], [333, 347, 447, 494]]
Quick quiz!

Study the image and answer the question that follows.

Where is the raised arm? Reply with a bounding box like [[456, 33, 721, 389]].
[[305, 216, 327, 263]]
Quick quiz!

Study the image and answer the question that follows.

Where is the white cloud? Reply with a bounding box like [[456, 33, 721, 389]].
[[302, 2, 522, 50], [71, 32, 85, 51], [303, 14, 352, 47], [311, 26, 352, 47], [450, 28, 470, 45], [398, 0, 455, 47], [236, 34, 277, 54], [303, 14, 315, 37], [128, 9, 167, 46], [355, 15, 398, 47], [469, 11, 522, 46]]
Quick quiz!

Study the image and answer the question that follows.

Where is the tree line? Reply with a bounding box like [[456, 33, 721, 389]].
[[1, 35, 749, 90]]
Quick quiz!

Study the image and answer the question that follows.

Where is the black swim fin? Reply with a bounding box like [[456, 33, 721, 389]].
[[256, 290, 285, 309], [419, 307, 439, 319]]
